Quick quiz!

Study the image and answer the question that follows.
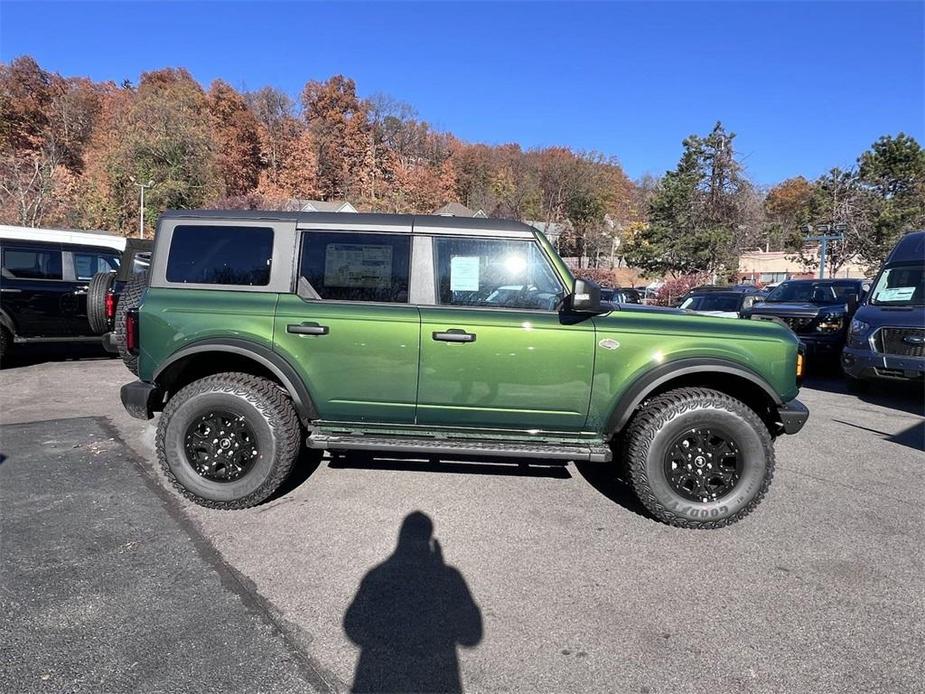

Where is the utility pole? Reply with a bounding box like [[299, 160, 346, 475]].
[[802, 223, 846, 279], [129, 177, 155, 238]]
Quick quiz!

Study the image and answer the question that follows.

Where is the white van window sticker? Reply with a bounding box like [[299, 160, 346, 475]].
[[876, 287, 915, 301]]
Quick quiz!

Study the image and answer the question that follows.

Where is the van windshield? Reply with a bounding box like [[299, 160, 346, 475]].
[[869, 265, 925, 306]]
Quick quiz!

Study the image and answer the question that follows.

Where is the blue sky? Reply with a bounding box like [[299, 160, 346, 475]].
[[1, 1, 922, 184]]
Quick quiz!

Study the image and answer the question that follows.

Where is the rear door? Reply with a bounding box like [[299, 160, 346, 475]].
[[0, 240, 69, 337], [63, 244, 121, 335], [274, 228, 421, 424]]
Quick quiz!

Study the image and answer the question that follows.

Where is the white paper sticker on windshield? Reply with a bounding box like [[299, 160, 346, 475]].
[[450, 256, 480, 291], [876, 287, 915, 301]]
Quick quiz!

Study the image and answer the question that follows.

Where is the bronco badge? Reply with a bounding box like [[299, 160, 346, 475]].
[[598, 338, 620, 350]]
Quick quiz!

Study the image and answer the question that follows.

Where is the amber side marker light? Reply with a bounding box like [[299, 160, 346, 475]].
[[796, 351, 805, 385]]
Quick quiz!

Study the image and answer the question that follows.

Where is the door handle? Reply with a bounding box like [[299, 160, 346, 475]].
[[287, 322, 329, 336], [433, 329, 476, 343]]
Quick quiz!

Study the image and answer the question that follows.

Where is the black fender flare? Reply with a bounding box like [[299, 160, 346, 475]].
[[153, 338, 319, 420], [604, 357, 783, 437]]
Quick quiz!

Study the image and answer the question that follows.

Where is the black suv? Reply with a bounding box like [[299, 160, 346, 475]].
[[746, 278, 867, 357], [0, 227, 123, 362]]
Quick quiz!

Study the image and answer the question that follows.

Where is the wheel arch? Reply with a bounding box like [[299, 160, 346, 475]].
[[153, 339, 319, 421], [604, 358, 784, 438]]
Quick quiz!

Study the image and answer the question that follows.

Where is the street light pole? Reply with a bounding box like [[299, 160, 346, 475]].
[[129, 177, 155, 238], [803, 223, 846, 279]]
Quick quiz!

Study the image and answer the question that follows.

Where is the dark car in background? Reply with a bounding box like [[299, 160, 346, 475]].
[[0, 225, 125, 362], [678, 286, 761, 318], [87, 238, 152, 337], [600, 287, 641, 304], [842, 231, 924, 388], [746, 278, 868, 358]]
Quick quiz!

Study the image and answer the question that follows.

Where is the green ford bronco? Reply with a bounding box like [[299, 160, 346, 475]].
[[118, 210, 808, 528]]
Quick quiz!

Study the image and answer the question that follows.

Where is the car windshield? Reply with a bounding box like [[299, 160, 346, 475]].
[[765, 281, 858, 304], [681, 294, 741, 312], [869, 265, 925, 306]]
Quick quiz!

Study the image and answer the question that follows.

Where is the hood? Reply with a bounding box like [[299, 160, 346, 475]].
[[854, 303, 925, 329], [751, 301, 844, 317]]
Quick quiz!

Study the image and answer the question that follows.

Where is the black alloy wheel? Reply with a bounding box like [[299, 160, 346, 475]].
[[664, 427, 742, 502], [184, 409, 259, 482]]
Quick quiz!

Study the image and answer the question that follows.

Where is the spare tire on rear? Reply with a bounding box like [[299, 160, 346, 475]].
[[114, 270, 148, 376], [87, 271, 116, 335]]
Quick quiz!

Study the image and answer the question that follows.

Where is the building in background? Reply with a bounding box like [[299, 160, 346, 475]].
[[288, 200, 358, 213], [737, 247, 868, 284], [432, 202, 487, 218]]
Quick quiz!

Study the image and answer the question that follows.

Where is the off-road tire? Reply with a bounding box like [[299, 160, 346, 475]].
[[156, 373, 301, 509], [87, 271, 116, 334], [114, 270, 148, 375], [624, 387, 775, 529], [0, 326, 11, 365]]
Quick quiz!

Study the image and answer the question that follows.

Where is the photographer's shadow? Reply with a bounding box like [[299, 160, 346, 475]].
[[344, 511, 483, 693]]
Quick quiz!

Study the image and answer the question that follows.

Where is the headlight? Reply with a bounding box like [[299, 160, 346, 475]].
[[849, 318, 871, 336], [815, 313, 844, 333]]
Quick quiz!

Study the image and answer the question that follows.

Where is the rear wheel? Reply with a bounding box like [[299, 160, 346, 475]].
[[114, 270, 147, 375], [624, 387, 775, 529], [155, 373, 301, 509], [87, 271, 116, 334]]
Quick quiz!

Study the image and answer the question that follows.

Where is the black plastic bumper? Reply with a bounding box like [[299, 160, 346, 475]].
[[777, 398, 809, 435], [120, 380, 162, 420]]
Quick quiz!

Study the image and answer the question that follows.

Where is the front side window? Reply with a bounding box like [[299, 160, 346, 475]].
[[300, 232, 411, 303], [73, 251, 119, 280], [166, 225, 273, 285], [434, 237, 564, 311], [2, 247, 63, 280]]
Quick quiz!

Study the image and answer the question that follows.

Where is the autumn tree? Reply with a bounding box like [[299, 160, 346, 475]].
[[301, 75, 371, 200], [763, 176, 814, 251], [207, 80, 262, 197]]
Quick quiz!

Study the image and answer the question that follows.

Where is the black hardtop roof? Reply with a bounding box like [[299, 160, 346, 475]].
[[159, 209, 536, 234], [886, 230, 925, 264]]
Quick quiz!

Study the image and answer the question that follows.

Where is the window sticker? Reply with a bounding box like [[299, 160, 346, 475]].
[[324, 243, 393, 288], [876, 287, 916, 301], [450, 256, 480, 291]]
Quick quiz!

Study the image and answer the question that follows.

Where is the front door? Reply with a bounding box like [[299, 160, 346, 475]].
[[274, 230, 420, 424], [417, 236, 596, 432]]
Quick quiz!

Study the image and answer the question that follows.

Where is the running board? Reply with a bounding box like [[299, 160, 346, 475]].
[[307, 433, 612, 463]]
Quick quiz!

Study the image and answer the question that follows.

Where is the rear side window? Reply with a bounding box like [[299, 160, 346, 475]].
[[73, 251, 120, 280], [166, 225, 273, 286], [300, 232, 410, 303], [2, 247, 63, 280]]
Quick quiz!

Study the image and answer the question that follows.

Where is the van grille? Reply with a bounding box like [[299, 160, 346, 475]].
[[875, 328, 925, 357]]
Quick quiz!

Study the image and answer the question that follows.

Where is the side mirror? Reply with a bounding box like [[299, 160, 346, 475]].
[[569, 279, 602, 313]]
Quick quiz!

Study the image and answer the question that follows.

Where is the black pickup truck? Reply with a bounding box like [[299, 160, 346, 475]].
[[745, 278, 868, 358]]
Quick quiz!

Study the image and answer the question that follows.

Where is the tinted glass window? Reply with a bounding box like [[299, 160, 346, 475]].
[[766, 281, 860, 304], [682, 294, 741, 312], [300, 232, 410, 303], [2, 247, 63, 280], [435, 237, 564, 310], [73, 251, 120, 280], [166, 225, 273, 285]]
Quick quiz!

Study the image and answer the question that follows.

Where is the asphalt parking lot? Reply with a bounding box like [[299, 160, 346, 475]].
[[1, 348, 923, 693]]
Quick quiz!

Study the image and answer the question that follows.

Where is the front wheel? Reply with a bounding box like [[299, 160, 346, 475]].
[[624, 387, 775, 529], [155, 373, 302, 509]]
